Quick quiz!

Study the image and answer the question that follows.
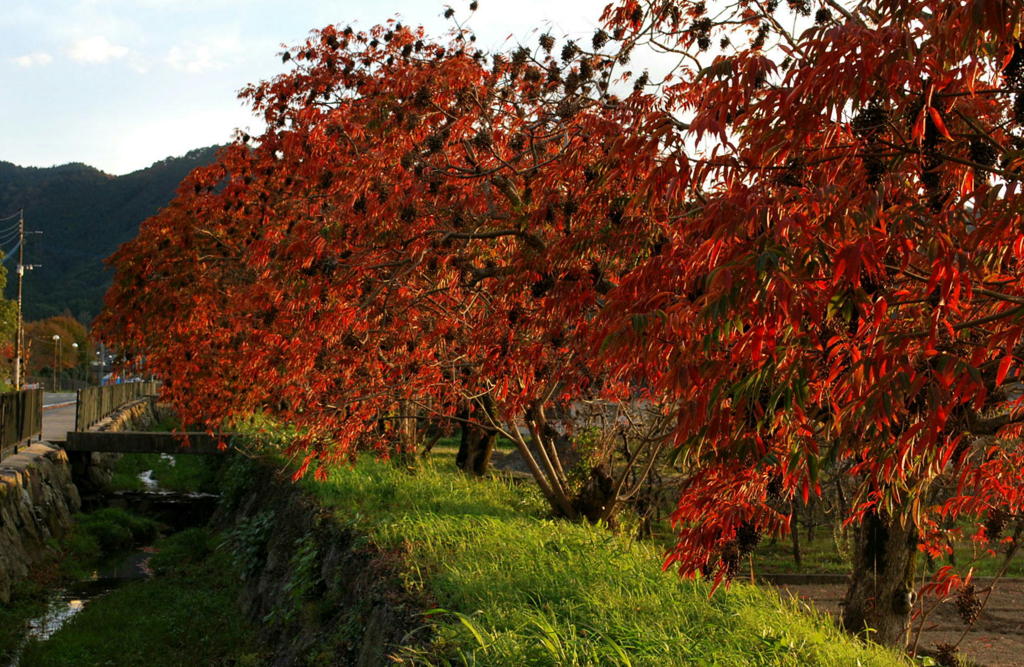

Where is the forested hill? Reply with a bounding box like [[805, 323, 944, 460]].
[[0, 146, 221, 323]]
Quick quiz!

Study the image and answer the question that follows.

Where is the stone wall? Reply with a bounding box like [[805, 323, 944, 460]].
[[213, 458, 429, 666], [0, 396, 158, 603], [0, 444, 81, 604]]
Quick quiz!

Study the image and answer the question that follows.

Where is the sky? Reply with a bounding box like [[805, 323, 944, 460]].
[[1, 0, 608, 175]]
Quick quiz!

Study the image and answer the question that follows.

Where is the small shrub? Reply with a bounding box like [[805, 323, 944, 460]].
[[149, 528, 215, 575], [74, 508, 158, 555], [62, 527, 101, 565]]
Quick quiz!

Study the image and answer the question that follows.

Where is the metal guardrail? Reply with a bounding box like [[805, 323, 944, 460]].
[[75, 381, 160, 432], [0, 389, 43, 461]]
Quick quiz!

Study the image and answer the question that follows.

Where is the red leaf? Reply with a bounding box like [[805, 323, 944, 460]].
[[997, 355, 1014, 386], [927, 107, 953, 140]]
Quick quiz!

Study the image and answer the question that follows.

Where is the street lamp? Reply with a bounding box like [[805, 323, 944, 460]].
[[71, 343, 79, 385], [52, 334, 60, 392]]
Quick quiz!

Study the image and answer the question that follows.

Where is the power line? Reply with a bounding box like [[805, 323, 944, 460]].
[[1, 240, 22, 262]]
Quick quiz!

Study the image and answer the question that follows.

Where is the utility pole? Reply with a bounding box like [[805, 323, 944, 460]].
[[13, 213, 41, 391], [13, 210, 24, 391]]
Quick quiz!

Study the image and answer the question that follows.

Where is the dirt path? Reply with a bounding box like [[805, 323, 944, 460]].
[[771, 580, 1024, 666]]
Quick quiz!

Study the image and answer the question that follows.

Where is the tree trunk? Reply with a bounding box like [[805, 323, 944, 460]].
[[790, 501, 802, 570], [841, 511, 918, 648], [571, 463, 617, 527], [390, 400, 421, 466], [456, 409, 496, 476], [398, 400, 419, 451]]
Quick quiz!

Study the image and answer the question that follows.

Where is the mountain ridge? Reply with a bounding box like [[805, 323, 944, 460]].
[[0, 146, 222, 323]]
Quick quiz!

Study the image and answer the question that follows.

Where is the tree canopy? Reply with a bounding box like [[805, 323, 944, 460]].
[[99, 18, 677, 521]]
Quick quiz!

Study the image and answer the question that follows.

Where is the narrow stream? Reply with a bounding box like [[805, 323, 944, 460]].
[[7, 460, 218, 666], [19, 551, 153, 645]]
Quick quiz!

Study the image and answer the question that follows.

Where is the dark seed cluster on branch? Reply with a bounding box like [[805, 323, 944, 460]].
[[955, 584, 982, 625], [935, 643, 961, 667], [752, 24, 770, 50], [786, 0, 811, 15], [852, 101, 888, 138], [633, 71, 650, 92], [984, 509, 1008, 541], [969, 139, 998, 168], [561, 41, 579, 64], [720, 543, 740, 578], [689, 17, 713, 51], [736, 521, 761, 556]]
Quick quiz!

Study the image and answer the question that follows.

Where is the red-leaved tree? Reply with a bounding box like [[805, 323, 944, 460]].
[[97, 18, 679, 522], [595, 0, 1024, 648]]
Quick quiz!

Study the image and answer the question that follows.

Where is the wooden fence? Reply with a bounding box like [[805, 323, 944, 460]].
[[76, 381, 160, 432], [0, 389, 43, 461]]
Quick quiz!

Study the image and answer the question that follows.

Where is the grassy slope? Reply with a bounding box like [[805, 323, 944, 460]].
[[15, 442, 907, 665], [302, 450, 906, 666]]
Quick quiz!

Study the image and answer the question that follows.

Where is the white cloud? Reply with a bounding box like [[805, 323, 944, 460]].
[[68, 36, 129, 63], [12, 52, 53, 67], [164, 35, 242, 73], [165, 44, 215, 73]]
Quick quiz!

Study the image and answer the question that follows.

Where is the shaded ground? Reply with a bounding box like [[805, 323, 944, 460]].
[[771, 580, 1024, 666]]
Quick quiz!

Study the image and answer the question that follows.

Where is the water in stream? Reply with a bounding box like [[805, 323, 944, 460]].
[[7, 460, 218, 666], [21, 551, 153, 643]]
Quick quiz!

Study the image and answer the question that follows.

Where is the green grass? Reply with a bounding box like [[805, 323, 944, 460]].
[[0, 580, 50, 662], [432, 434, 518, 452], [752, 531, 856, 576], [289, 451, 905, 666], [109, 453, 220, 493], [19, 529, 263, 667]]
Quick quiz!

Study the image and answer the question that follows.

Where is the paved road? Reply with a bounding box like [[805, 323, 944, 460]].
[[43, 392, 76, 407], [41, 403, 76, 443]]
